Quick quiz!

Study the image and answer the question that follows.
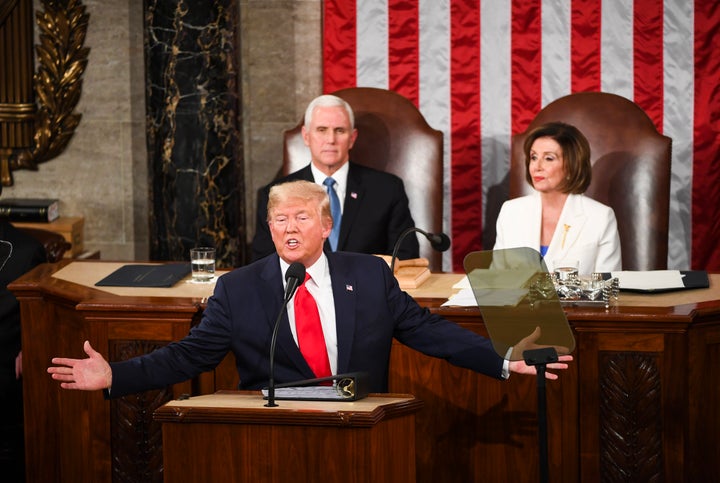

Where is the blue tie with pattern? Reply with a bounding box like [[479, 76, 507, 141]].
[[323, 177, 342, 251]]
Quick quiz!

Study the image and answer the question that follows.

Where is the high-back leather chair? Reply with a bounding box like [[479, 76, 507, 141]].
[[510, 92, 672, 271], [283, 87, 444, 271]]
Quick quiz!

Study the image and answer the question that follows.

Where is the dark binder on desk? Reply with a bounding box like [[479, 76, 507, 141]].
[[95, 263, 191, 288], [261, 372, 370, 402]]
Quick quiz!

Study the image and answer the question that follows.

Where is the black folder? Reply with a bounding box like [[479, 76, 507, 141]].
[[95, 263, 191, 288]]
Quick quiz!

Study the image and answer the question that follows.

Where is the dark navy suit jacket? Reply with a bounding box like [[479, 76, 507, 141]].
[[251, 162, 420, 261], [109, 252, 504, 397]]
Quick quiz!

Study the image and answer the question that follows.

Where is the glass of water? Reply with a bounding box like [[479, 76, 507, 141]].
[[190, 247, 215, 282]]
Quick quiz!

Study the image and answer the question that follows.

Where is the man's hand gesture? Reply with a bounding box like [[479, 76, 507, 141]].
[[47, 340, 113, 390], [508, 327, 573, 380]]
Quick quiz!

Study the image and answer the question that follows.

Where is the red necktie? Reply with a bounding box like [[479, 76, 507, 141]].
[[294, 273, 331, 378]]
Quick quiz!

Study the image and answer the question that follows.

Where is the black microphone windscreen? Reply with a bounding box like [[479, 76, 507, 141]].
[[283, 262, 306, 301], [285, 262, 306, 282], [429, 232, 451, 252]]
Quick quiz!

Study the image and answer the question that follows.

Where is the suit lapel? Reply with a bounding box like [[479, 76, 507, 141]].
[[546, 195, 589, 261], [296, 165, 314, 182], [337, 163, 364, 250], [327, 254, 357, 375], [527, 194, 543, 248]]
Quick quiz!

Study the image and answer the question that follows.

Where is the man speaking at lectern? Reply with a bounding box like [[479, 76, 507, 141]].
[[48, 181, 571, 397]]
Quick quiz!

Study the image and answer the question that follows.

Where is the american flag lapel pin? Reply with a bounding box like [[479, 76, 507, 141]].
[[346, 284, 353, 292]]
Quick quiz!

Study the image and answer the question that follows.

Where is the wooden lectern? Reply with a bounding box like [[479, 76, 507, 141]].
[[153, 391, 422, 482]]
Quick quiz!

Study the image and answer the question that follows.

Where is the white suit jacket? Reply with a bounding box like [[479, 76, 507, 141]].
[[493, 192, 622, 275]]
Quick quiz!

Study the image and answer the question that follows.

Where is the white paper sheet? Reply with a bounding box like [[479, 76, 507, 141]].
[[610, 270, 685, 291]]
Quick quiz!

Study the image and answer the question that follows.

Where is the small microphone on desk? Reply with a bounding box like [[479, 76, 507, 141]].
[[390, 228, 451, 273], [266, 262, 305, 407]]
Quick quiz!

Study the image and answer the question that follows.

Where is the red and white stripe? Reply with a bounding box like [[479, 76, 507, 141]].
[[323, 0, 720, 272]]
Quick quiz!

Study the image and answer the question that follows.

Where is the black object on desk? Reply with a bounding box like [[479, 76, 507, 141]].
[[95, 263, 191, 288]]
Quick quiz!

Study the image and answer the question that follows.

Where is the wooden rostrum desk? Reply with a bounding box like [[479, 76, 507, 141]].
[[155, 392, 423, 483], [11, 260, 720, 482]]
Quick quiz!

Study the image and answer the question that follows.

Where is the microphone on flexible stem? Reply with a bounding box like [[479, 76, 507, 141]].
[[390, 227, 452, 273], [266, 261, 305, 407]]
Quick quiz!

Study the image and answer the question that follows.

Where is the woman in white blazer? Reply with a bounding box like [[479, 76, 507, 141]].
[[494, 122, 622, 275]]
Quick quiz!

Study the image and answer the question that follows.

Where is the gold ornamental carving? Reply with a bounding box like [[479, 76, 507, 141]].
[[1, 0, 89, 185]]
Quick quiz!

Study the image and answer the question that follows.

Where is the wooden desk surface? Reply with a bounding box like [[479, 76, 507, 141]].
[[155, 392, 423, 429], [410, 272, 720, 309], [48, 261, 720, 310], [160, 392, 416, 411], [51, 261, 223, 299]]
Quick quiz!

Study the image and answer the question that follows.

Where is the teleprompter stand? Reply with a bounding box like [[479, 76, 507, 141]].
[[463, 248, 575, 483], [523, 347, 559, 483]]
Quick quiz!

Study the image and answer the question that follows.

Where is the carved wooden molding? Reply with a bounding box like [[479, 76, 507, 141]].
[[110, 339, 170, 483], [599, 352, 663, 482]]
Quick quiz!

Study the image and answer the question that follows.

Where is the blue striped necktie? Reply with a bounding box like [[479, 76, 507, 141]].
[[323, 177, 342, 251]]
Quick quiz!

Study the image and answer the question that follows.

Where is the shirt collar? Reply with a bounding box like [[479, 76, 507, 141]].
[[310, 161, 349, 195], [279, 253, 329, 288]]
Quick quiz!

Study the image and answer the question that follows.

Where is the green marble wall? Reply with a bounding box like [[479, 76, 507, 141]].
[[145, 0, 244, 268]]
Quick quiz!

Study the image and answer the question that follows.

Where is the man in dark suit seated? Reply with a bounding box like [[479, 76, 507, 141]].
[[251, 94, 420, 262], [0, 216, 47, 482], [48, 180, 571, 398]]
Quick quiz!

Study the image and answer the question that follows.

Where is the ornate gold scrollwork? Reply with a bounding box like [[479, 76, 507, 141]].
[[3, 0, 89, 185]]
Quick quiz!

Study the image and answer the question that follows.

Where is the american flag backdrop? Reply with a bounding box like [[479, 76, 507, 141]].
[[322, 0, 720, 272]]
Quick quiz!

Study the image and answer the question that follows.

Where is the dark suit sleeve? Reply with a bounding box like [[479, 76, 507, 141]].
[[385, 272, 504, 378], [384, 177, 419, 259], [250, 184, 274, 261], [108, 276, 238, 397]]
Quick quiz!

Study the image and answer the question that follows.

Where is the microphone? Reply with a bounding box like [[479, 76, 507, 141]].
[[426, 232, 451, 252], [390, 227, 451, 273], [266, 262, 305, 407]]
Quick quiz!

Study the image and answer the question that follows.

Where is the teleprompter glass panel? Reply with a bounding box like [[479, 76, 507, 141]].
[[463, 248, 575, 361]]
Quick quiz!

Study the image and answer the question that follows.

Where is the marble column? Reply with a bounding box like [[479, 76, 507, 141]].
[[145, 0, 244, 268]]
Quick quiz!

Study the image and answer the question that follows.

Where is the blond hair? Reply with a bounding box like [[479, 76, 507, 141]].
[[267, 180, 332, 224]]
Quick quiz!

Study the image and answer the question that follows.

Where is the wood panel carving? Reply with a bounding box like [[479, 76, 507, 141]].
[[599, 352, 663, 482], [109, 340, 172, 483]]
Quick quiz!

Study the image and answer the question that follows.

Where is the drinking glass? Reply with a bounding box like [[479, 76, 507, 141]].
[[190, 247, 215, 282]]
